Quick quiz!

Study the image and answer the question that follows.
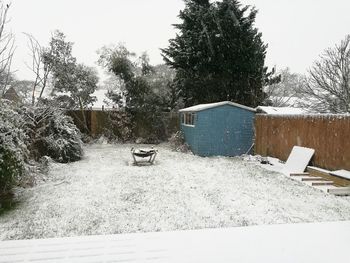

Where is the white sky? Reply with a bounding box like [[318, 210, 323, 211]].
[[8, 0, 350, 81]]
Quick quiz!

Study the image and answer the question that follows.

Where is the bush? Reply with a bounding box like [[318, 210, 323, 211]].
[[168, 131, 190, 152], [0, 100, 83, 196], [0, 146, 24, 194], [131, 109, 166, 144], [103, 111, 134, 142], [23, 106, 83, 163], [0, 100, 28, 195]]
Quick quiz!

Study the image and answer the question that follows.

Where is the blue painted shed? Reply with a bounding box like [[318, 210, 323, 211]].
[[179, 101, 256, 157]]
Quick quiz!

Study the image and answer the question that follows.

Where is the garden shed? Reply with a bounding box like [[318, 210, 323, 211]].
[[179, 101, 256, 157]]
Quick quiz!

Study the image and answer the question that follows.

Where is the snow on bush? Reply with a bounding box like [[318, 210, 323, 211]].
[[169, 131, 190, 152], [23, 106, 83, 163], [0, 100, 28, 195], [0, 100, 83, 196]]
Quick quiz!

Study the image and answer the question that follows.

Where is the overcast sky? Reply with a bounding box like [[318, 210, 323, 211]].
[[8, 0, 350, 81]]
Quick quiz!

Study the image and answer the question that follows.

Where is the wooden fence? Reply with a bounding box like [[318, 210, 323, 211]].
[[255, 114, 350, 171], [66, 110, 180, 140]]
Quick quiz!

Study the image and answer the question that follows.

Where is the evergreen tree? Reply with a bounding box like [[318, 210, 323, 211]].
[[161, 0, 269, 107]]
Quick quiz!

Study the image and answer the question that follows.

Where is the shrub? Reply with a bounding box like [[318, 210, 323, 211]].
[[23, 106, 83, 163], [0, 101, 83, 196], [0, 146, 24, 194], [103, 111, 134, 142], [131, 109, 166, 144], [168, 131, 190, 152], [0, 100, 28, 195]]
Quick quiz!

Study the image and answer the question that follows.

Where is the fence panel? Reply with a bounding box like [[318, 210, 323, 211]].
[[255, 114, 350, 171], [66, 110, 180, 140]]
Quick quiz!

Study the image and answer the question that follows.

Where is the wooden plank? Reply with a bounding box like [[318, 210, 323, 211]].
[[312, 181, 334, 186], [307, 167, 350, 187], [327, 187, 350, 196], [290, 173, 310, 176], [301, 177, 324, 181], [307, 167, 326, 174], [329, 170, 350, 180]]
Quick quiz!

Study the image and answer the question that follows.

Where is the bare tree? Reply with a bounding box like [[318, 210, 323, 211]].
[[264, 68, 305, 107], [24, 33, 53, 105], [301, 35, 350, 113], [0, 2, 15, 96]]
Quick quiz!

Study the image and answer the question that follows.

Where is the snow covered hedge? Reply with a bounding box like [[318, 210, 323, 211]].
[[0, 100, 28, 195]]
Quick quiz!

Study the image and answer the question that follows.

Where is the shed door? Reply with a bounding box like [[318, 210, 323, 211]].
[[224, 111, 244, 156]]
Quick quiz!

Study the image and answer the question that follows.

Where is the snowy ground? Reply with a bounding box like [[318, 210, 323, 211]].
[[1, 143, 350, 240]]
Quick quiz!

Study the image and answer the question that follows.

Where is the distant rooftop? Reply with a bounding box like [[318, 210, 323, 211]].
[[179, 101, 256, 113], [3, 87, 21, 103]]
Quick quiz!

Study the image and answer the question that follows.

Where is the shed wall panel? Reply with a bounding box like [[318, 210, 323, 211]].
[[180, 105, 255, 157]]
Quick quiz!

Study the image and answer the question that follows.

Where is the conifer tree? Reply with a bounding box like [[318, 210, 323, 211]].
[[162, 0, 269, 107]]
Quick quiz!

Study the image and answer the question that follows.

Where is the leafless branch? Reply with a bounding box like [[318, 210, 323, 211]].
[[0, 2, 15, 96], [264, 68, 304, 107], [299, 35, 350, 113], [24, 32, 53, 105]]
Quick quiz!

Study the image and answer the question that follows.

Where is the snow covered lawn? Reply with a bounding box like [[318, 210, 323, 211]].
[[1, 143, 350, 240]]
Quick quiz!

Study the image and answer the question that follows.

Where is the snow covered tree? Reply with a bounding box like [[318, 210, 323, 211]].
[[264, 68, 306, 107], [26, 30, 98, 112], [48, 63, 98, 134], [301, 35, 350, 113], [11, 80, 35, 105], [52, 64, 98, 108], [98, 44, 168, 141], [24, 32, 58, 105], [97, 44, 156, 111], [47, 31, 77, 91], [25, 30, 79, 105], [161, 0, 269, 107], [145, 64, 180, 111], [31, 31, 98, 132], [0, 2, 15, 97]]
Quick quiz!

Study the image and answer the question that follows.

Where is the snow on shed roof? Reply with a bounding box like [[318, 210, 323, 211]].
[[179, 101, 256, 113], [256, 106, 306, 115]]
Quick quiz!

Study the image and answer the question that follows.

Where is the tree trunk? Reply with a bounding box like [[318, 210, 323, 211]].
[[78, 97, 90, 134]]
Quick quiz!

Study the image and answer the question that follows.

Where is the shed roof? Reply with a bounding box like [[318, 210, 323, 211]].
[[256, 106, 306, 115], [179, 101, 256, 113]]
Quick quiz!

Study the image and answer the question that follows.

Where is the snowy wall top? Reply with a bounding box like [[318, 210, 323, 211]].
[[179, 101, 256, 113], [256, 106, 306, 115], [256, 113, 350, 119]]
